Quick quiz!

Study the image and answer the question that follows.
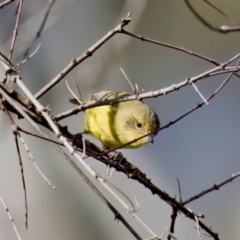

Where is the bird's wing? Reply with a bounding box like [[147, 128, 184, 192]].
[[70, 91, 132, 105], [92, 91, 131, 101]]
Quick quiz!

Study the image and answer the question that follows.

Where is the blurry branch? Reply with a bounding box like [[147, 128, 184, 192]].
[[203, 0, 240, 27], [0, 195, 22, 240], [34, 12, 132, 99], [0, 0, 14, 8], [9, 0, 23, 61], [185, 0, 240, 33], [22, 0, 55, 60], [17, 44, 41, 68], [191, 82, 209, 105], [17, 131, 56, 189]]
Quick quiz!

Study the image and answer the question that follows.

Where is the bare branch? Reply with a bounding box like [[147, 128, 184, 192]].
[[167, 208, 177, 240], [9, 0, 23, 61], [121, 29, 219, 65], [183, 172, 240, 205], [0, 99, 28, 229], [22, 0, 55, 60], [0, 195, 22, 240], [34, 13, 131, 99]]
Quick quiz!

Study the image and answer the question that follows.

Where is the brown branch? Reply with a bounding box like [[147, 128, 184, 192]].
[[121, 29, 219, 65], [203, 0, 240, 27], [183, 172, 240, 205], [9, 0, 23, 61], [0, 195, 22, 240], [167, 207, 178, 240], [0, 100, 28, 229]]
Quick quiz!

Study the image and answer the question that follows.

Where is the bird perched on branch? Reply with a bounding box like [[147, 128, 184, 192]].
[[70, 91, 160, 149]]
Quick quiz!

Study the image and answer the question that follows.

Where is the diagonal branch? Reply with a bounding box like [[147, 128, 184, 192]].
[[182, 172, 240, 205], [9, 0, 23, 61], [0, 195, 22, 240], [34, 13, 131, 99], [22, 0, 55, 60]]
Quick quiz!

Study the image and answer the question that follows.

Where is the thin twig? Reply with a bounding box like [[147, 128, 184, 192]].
[[17, 133, 56, 189], [203, 0, 240, 27], [22, 0, 55, 59], [9, 0, 23, 61], [19, 127, 62, 145], [191, 82, 209, 105], [0, 100, 28, 229], [14, 133, 28, 229], [194, 214, 202, 240], [0, 195, 22, 240]]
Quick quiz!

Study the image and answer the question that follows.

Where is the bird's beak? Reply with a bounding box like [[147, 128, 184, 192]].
[[147, 135, 154, 144]]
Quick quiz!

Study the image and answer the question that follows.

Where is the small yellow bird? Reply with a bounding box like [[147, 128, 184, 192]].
[[69, 91, 160, 149]]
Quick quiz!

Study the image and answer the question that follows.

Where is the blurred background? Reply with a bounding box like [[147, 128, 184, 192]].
[[0, 0, 240, 239]]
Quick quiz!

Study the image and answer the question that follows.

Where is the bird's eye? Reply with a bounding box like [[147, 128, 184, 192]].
[[136, 122, 142, 128]]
